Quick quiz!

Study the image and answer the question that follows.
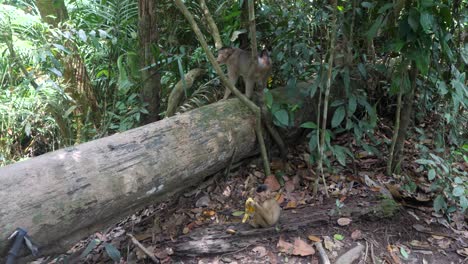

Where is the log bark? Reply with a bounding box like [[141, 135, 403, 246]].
[[163, 200, 388, 256], [0, 99, 257, 260]]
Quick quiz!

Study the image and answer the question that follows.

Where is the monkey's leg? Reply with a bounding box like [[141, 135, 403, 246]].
[[223, 72, 238, 99], [223, 88, 231, 100], [245, 80, 254, 99]]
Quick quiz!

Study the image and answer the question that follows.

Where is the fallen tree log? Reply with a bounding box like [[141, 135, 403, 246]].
[[163, 199, 395, 257], [0, 99, 258, 260]]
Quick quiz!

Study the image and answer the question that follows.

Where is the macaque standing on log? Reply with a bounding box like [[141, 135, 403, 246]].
[[216, 48, 272, 99]]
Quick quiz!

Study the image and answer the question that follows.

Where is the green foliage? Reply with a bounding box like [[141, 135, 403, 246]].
[[80, 238, 121, 262], [415, 150, 468, 213]]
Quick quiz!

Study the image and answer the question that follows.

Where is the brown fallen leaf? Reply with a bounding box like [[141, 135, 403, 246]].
[[252, 246, 267, 258], [409, 240, 430, 249], [323, 236, 334, 251], [264, 175, 281, 191], [267, 251, 278, 264], [456, 247, 468, 257], [285, 180, 295, 193], [285, 200, 297, 209], [387, 244, 402, 264], [351, 230, 362, 240], [337, 217, 352, 226], [277, 237, 294, 254], [308, 235, 321, 242], [226, 228, 236, 235], [271, 158, 285, 171], [293, 237, 315, 256], [154, 247, 169, 259], [276, 193, 285, 204], [202, 210, 216, 217]]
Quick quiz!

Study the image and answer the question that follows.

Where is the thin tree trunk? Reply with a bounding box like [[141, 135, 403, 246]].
[[139, 0, 161, 123], [199, 0, 222, 50], [314, 0, 337, 197], [391, 62, 418, 172]]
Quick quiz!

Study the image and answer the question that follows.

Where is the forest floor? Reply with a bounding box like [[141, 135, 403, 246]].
[[38, 134, 467, 264]]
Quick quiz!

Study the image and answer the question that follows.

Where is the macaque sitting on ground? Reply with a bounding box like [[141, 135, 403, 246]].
[[216, 47, 272, 99], [243, 184, 281, 228]]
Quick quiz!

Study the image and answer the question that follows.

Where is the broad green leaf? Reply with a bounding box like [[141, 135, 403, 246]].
[[428, 169, 436, 180], [421, 0, 434, 8], [400, 247, 409, 259], [343, 67, 350, 93], [308, 132, 318, 151], [361, 2, 373, 8], [117, 54, 132, 90], [331, 106, 346, 128], [52, 43, 71, 54], [301, 122, 317, 129], [264, 89, 273, 108], [80, 239, 99, 259], [454, 177, 463, 184], [333, 146, 347, 166], [415, 159, 435, 166], [232, 211, 245, 217], [78, 29, 87, 42], [378, 3, 394, 13], [98, 29, 108, 39], [366, 15, 383, 40], [64, 105, 78, 118], [348, 96, 357, 115], [436, 80, 448, 95], [309, 80, 319, 98], [414, 51, 429, 75], [433, 195, 447, 213], [461, 43, 468, 64], [334, 234, 344, 240], [460, 196, 468, 212], [24, 122, 31, 136], [452, 186, 465, 197], [49, 67, 62, 77], [408, 9, 419, 32], [451, 79, 467, 97], [331, 99, 345, 107], [286, 77, 297, 90], [357, 63, 367, 79], [104, 243, 121, 262], [274, 109, 289, 126], [420, 12, 433, 33]]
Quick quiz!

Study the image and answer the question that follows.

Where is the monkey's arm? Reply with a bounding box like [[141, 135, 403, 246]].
[[250, 199, 281, 228]]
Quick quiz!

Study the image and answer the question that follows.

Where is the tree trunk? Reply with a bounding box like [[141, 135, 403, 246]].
[[36, 0, 68, 27], [0, 99, 257, 261], [390, 62, 418, 172], [139, 0, 161, 123]]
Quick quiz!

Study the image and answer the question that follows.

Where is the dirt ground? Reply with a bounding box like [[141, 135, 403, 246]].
[[34, 140, 467, 264]]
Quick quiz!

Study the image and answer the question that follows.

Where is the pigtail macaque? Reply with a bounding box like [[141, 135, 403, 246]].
[[216, 48, 272, 99], [243, 184, 281, 228]]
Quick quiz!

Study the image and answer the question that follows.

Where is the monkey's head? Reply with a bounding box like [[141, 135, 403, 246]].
[[256, 184, 269, 193], [258, 49, 272, 68], [216, 48, 235, 64], [255, 184, 275, 202]]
